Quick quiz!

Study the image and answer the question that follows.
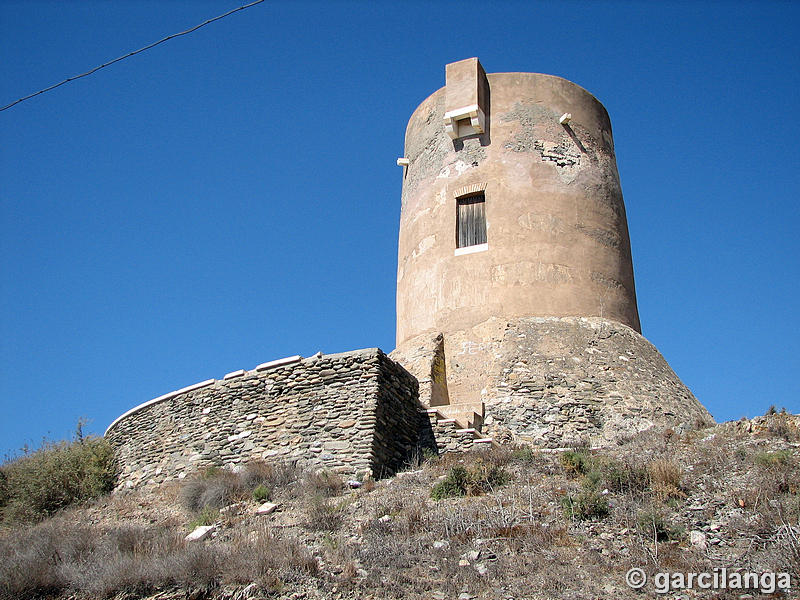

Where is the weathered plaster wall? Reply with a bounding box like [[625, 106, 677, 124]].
[[105, 349, 424, 488], [396, 71, 641, 351], [394, 317, 713, 447]]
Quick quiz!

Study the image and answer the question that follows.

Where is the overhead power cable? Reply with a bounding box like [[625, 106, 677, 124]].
[[0, 0, 266, 112]]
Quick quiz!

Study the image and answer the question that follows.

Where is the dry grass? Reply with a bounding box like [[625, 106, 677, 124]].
[[180, 460, 303, 513], [647, 458, 684, 500], [0, 515, 319, 600], [304, 495, 346, 531], [300, 469, 344, 498], [1, 420, 798, 600]]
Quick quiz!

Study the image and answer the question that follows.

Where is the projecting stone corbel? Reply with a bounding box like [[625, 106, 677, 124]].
[[444, 105, 486, 139], [444, 57, 488, 140]]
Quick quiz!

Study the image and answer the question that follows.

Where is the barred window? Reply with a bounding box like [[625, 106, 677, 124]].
[[456, 193, 487, 248]]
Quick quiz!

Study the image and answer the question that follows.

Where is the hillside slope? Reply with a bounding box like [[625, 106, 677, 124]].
[[1, 414, 798, 600]]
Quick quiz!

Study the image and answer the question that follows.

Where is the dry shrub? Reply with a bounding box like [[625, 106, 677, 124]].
[[753, 450, 798, 496], [220, 524, 319, 587], [180, 468, 244, 511], [180, 460, 302, 514], [358, 519, 422, 570], [471, 443, 524, 468], [648, 458, 684, 500], [0, 514, 319, 599], [401, 502, 427, 535], [302, 470, 344, 497], [240, 460, 299, 491], [304, 496, 345, 531], [766, 411, 799, 441], [0, 518, 79, 596], [427, 501, 489, 542]]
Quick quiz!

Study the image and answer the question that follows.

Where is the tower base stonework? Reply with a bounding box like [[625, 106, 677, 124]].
[[391, 317, 713, 448]]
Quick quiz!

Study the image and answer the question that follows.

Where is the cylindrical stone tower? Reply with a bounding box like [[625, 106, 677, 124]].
[[392, 59, 711, 447]]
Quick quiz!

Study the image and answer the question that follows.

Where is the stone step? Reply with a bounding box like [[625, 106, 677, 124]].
[[435, 403, 484, 431]]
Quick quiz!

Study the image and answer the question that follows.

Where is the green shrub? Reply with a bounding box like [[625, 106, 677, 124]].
[[430, 461, 509, 501], [511, 445, 536, 464], [596, 458, 650, 495], [755, 450, 794, 468], [189, 506, 219, 528], [253, 484, 271, 503], [469, 460, 510, 492], [431, 466, 469, 500], [0, 431, 117, 523], [637, 508, 684, 541], [753, 449, 798, 495], [560, 449, 591, 477], [561, 488, 609, 521]]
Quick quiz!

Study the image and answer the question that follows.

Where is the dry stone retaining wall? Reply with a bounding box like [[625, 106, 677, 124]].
[[106, 349, 426, 488]]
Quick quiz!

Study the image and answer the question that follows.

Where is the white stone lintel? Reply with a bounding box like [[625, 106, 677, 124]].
[[223, 369, 246, 380], [255, 355, 303, 371], [444, 105, 485, 139]]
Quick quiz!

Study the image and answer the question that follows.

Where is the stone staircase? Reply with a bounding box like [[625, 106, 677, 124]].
[[435, 403, 484, 430], [423, 402, 494, 453]]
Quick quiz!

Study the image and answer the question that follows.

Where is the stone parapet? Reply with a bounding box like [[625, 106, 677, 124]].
[[106, 349, 423, 488]]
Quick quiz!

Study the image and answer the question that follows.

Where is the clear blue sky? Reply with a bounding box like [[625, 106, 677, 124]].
[[1, 1, 798, 457]]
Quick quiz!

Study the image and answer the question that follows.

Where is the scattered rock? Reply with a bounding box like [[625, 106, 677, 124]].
[[220, 502, 246, 515], [256, 502, 279, 515], [347, 479, 362, 488], [232, 583, 258, 600], [433, 540, 450, 550], [185, 525, 216, 542], [690, 530, 707, 550]]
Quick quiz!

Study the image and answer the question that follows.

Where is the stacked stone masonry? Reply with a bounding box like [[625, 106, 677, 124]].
[[106, 349, 441, 488], [392, 316, 713, 449]]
